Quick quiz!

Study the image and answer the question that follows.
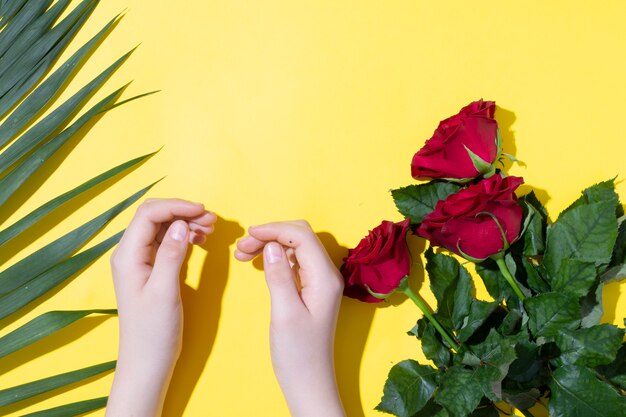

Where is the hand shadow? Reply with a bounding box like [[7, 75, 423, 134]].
[[318, 232, 375, 417], [162, 216, 243, 417]]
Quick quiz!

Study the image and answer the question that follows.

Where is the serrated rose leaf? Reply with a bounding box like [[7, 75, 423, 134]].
[[543, 201, 617, 281], [552, 259, 597, 297], [524, 292, 581, 338], [392, 182, 461, 225], [555, 324, 624, 367], [548, 365, 626, 417], [376, 360, 438, 417]]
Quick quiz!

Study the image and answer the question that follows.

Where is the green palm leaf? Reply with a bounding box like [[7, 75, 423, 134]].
[[0, 231, 123, 322], [0, 310, 117, 360], [0, 151, 156, 247], [0, 0, 156, 413], [0, 360, 115, 407], [20, 397, 108, 417]]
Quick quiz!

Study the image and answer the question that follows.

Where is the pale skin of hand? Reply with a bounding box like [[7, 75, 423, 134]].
[[105, 198, 216, 417], [235, 221, 347, 417]]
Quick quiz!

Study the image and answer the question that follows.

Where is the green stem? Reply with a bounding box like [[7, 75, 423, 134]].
[[494, 257, 526, 301], [401, 286, 460, 352]]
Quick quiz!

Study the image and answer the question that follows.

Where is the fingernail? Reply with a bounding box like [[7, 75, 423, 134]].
[[170, 221, 188, 242], [264, 243, 282, 264]]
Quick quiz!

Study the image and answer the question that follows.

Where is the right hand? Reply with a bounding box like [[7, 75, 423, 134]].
[[234, 220, 346, 417]]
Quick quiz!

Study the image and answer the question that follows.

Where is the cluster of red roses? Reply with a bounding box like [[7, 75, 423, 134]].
[[341, 100, 524, 303]]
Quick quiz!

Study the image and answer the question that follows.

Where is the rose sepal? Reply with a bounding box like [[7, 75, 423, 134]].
[[455, 242, 489, 263], [464, 145, 497, 179], [364, 275, 411, 300]]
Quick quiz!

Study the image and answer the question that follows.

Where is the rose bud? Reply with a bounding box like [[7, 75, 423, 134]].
[[341, 219, 412, 303], [417, 175, 524, 261], [411, 99, 500, 182]]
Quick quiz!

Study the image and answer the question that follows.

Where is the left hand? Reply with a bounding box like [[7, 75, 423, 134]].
[[106, 198, 216, 417]]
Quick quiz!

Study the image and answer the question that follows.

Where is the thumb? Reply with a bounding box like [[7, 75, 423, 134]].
[[149, 220, 190, 293], [263, 242, 306, 319]]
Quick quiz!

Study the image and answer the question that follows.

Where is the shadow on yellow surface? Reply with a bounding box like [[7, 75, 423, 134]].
[[163, 216, 243, 417], [318, 231, 375, 417]]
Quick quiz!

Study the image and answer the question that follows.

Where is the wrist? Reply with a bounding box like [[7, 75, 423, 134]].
[[106, 356, 177, 417], [279, 360, 345, 417]]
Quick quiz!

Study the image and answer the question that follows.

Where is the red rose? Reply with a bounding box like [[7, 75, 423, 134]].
[[417, 175, 524, 260], [411, 99, 500, 181], [341, 219, 411, 303]]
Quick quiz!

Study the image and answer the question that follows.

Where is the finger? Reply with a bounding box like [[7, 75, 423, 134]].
[[247, 222, 332, 273], [146, 220, 190, 296], [116, 199, 206, 266], [234, 235, 266, 261], [189, 210, 218, 227], [190, 231, 207, 245], [262, 242, 307, 318]]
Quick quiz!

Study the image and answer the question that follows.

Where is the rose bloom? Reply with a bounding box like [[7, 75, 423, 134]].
[[417, 175, 524, 260], [341, 219, 411, 303], [411, 99, 499, 181]]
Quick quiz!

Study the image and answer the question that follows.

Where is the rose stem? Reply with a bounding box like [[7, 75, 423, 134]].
[[494, 257, 526, 301], [401, 286, 460, 352]]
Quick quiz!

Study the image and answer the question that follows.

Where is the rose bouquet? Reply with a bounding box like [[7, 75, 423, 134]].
[[341, 100, 626, 417]]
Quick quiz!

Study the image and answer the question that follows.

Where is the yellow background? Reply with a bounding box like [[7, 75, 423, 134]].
[[1, 0, 625, 416]]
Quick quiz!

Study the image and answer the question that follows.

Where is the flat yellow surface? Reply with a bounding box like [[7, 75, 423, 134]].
[[1, 1, 625, 416]]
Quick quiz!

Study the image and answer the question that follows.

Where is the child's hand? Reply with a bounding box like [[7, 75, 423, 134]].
[[235, 221, 346, 417], [106, 198, 216, 417]]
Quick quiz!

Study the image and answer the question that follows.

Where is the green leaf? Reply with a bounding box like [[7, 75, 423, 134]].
[[507, 341, 545, 384], [543, 201, 618, 280], [457, 300, 499, 343], [411, 400, 449, 417], [0, 360, 115, 406], [498, 308, 523, 336], [524, 292, 581, 338], [600, 263, 626, 283], [551, 259, 597, 297], [0, 232, 122, 321], [0, 1, 53, 59], [376, 360, 438, 417], [0, 48, 134, 174], [435, 366, 485, 417], [466, 329, 517, 401], [555, 324, 624, 367], [20, 396, 108, 417], [609, 218, 626, 267], [596, 343, 626, 390], [425, 249, 472, 333], [0, 0, 72, 80], [0, 0, 30, 27], [0, 310, 116, 359], [0, 151, 156, 247], [562, 179, 622, 217], [0, 13, 121, 149], [450, 268, 472, 332], [523, 258, 550, 294], [0, 183, 154, 296], [468, 406, 499, 417], [519, 192, 547, 256], [425, 248, 461, 306], [421, 319, 452, 368], [392, 182, 460, 225], [580, 283, 604, 328], [0, 0, 96, 120], [0, 85, 124, 206], [548, 365, 626, 417], [502, 388, 540, 411], [475, 259, 516, 302]]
